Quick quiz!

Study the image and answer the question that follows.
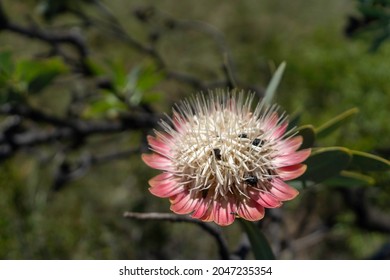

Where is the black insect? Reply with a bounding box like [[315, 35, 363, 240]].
[[252, 138, 265, 147], [244, 176, 258, 186], [238, 133, 248, 138], [213, 148, 222, 160]]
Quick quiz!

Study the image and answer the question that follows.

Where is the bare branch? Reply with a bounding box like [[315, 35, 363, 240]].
[[5, 22, 88, 57], [0, 103, 159, 160], [52, 147, 140, 190]]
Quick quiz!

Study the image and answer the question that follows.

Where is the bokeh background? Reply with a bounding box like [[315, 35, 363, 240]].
[[0, 0, 389, 259]]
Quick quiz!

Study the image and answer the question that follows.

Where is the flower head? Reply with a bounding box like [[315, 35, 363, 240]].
[[142, 90, 310, 226]]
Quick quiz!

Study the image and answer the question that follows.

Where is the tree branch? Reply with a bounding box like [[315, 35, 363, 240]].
[[0, 103, 159, 159], [5, 22, 88, 57]]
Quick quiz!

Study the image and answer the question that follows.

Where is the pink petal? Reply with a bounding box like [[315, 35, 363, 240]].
[[237, 200, 265, 221], [141, 153, 173, 171], [195, 192, 218, 222], [191, 197, 212, 219], [262, 113, 278, 131], [147, 135, 171, 155], [269, 178, 299, 200], [249, 190, 282, 208], [148, 173, 172, 186], [277, 136, 304, 155], [271, 122, 288, 139], [148, 174, 183, 198], [213, 198, 237, 226], [173, 113, 186, 133], [170, 191, 199, 214], [273, 149, 311, 167], [198, 205, 214, 222], [277, 164, 307, 181]]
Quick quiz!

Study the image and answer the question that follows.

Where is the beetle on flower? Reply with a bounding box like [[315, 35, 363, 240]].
[[142, 90, 311, 226]]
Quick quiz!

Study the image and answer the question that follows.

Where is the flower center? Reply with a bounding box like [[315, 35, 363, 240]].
[[172, 109, 276, 200]]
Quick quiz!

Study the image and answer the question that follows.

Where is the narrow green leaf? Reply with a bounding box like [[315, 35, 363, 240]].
[[111, 61, 132, 91], [15, 58, 67, 93], [238, 219, 275, 260], [293, 125, 316, 149], [300, 147, 352, 183], [28, 71, 62, 93], [315, 108, 359, 138], [263, 61, 286, 105], [323, 170, 375, 187], [137, 66, 164, 92], [83, 92, 127, 118], [349, 150, 390, 171], [84, 58, 105, 76]]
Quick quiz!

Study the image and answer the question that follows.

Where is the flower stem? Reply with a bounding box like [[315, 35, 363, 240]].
[[239, 219, 276, 260]]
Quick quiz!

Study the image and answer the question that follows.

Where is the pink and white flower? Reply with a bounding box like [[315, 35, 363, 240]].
[[142, 90, 310, 226]]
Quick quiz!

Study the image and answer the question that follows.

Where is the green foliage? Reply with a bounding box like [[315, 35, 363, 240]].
[[315, 108, 359, 139], [266, 61, 388, 188], [0, 51, 14, 76], [300, 147, 352, 183], [0, 51, 68, 102], [324, 171, 375, 187], [84, 62, 164, 118], [15, 58, 68, 94], [263, 61, 286, 106], [347, 0, 390, 51], [291, 108, 389, 186], [349, 150, 390, 171]]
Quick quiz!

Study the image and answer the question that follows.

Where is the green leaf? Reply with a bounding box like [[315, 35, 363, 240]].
[[28, 72, 61, 93], [84, 58, 105, 76], [238, 219, 275, 260], [293, 125, 316, 149], [111, 61, 129, 91], [348, 150, 390, 171], [315, 108, 359, 138], [323, 170, 375, 187], [300, 147, 352, 183], [83, 92, 127, 118], [109, 62, 164, 106], [263, 61, 286, 105], [136, 65, 164, 92], [16, 58, 68, 94], [0, 51, 14, 76]]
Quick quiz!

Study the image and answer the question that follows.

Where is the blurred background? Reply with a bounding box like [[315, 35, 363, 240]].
[[0, 0, 389, 259]]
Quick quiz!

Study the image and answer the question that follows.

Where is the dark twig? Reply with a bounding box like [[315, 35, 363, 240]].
[[5, 23, 87, 57], [89, 4, 259, 93], [0, 103, 159, 160], [53, 147, 140, 190], [123, 212, 231, 260], [0, 0, 91, 74], [0, 104, 76, 128]]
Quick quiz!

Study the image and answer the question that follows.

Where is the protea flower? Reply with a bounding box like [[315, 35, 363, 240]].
[[142, 90, 310, 226]]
